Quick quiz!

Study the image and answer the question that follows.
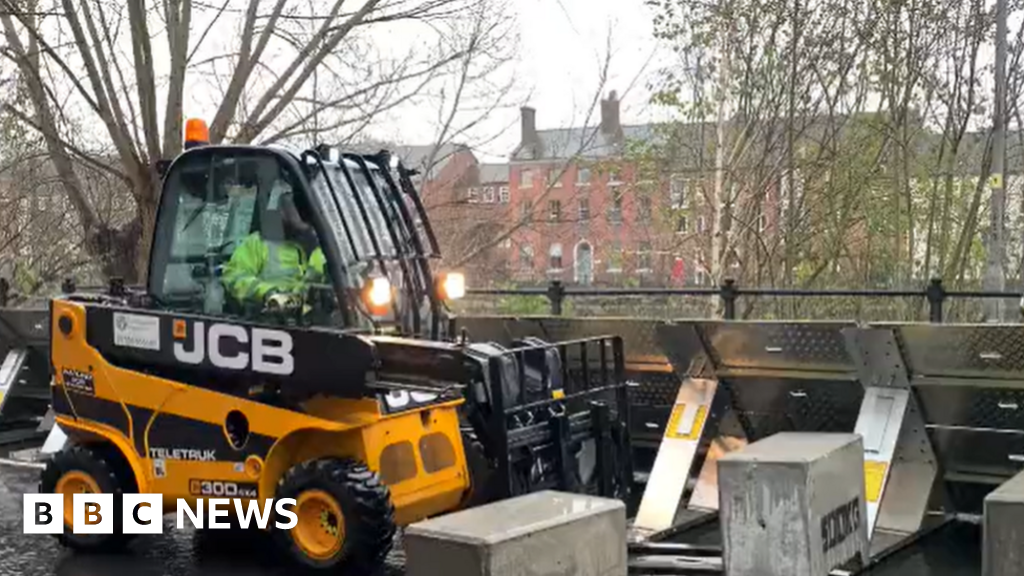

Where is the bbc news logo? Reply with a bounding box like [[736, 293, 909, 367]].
[[23, 494, 299, 534]]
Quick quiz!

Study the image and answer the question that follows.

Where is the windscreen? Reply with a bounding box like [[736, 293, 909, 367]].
[[311, 161, 425, 264]]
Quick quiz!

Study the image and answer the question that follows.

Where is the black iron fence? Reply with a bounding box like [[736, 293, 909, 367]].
[[467, 278, 1024, 323], [4, 275, 1022, 323]]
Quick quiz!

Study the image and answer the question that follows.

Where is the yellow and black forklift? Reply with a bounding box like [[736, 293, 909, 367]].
[[41, 119, 633, 572]]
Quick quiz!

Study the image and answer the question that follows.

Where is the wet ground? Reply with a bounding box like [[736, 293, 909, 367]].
[[0, 463, 406, 576], [675, 516, 981, 576], [0, 463, 981, 576]]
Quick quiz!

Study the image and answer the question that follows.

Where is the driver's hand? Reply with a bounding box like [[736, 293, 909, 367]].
[[264, 291, 301, 311]]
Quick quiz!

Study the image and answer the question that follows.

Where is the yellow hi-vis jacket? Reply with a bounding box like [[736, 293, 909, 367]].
[[222, 232, 326, 304]]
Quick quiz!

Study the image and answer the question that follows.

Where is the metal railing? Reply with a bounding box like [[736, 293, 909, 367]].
[[467, 278, 1024, 322], [4, 276, 1021, 323]]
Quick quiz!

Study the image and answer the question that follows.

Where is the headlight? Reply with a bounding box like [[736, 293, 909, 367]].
[[365, 276, 392, 308], [440, 272, 466, 300]]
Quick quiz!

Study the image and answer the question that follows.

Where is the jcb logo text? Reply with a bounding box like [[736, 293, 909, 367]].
[[173, 321, 293, 375]]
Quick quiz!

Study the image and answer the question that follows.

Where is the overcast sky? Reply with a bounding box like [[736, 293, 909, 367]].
[[366, 0, 667, 162]]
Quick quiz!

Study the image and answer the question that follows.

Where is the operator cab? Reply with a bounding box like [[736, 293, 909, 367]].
[[146, 119, 464, 339]]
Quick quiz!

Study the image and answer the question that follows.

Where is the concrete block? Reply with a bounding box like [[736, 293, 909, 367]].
[[718, 432, 869, 576], [403, 490, 627, 576], [983, 469, 1024, 576]]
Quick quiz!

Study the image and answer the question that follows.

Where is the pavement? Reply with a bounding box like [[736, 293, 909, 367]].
[[0, 461, 981, 576]]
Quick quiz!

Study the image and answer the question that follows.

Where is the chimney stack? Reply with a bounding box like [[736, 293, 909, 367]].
[[521, 106, 538, 144], [600, 90, 622, 138]]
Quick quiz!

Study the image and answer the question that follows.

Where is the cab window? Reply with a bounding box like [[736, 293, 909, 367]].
[[149, 150, 335, 326]]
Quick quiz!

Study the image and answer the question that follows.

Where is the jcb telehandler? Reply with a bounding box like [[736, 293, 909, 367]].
[[42, 119, 632, 572]]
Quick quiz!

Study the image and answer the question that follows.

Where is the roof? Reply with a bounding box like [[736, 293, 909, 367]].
[[394, 143, 468, 180], [478, 163, 509, 183], [511, 124, 659, 162]]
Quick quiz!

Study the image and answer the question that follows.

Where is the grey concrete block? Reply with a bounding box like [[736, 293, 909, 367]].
[[718, 432, 869, 576], [403, 490, 627, 576], [983, 469, 1024, 576]]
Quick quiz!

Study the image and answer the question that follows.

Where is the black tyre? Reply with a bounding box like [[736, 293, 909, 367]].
[[272, 458, 396, 573], [461, 432, 500, 508], [39, 444, 137, 552]]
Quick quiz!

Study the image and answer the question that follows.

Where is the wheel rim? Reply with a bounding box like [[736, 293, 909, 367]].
[[54, 470, 101, 526], [293, 489, 345, 561]]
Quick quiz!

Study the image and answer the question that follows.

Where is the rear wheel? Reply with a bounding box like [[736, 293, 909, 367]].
[[39, 444, 136, 552], [273, 458, 396, 573]]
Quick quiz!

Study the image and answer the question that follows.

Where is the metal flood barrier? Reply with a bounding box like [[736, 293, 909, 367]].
[[453, 316, 1024, 572], [0, 305, 1018, 571], [0, 307, 53, 447]]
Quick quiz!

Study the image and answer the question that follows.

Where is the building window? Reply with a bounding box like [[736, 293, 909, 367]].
[[578, 198, 590, 221], [577, 167, 591, 185], [637, 241, 652, 271], [757, 213, 767, 233], [467, 187, 479, 203], [499, 186, 510, 203], [670, 176, 687, 209], [548, 200, 562, 221], [549, 243, 563, 270], [521, 169, 534, 188], [607, 240, 623, 272], [520, 199, 533, 222], [482, 186, 495, 203], [608, 168, 622, 184], [675, 215, 687, 234], [548, 170, 562, 188], [575, 241, 594, 285], [499, 238, 512, 249], [697, 215, 707, 233], [637, 196, 651, 222], [609, 188, 623, 224], [695, 267, 707, 286], [519, 244, 534, 268]]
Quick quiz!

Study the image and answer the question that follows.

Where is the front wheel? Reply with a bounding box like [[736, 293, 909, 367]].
[[39, 444, 136, 552], [272, 458, 397, 573]]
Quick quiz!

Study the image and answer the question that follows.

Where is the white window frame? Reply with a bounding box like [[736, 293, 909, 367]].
[[520, 168, 534, 188], [609, 186, 623, 223], [498, 186, 510, 203], [548, 169, 563, 188], [574, 240, 594, 285], [636, 242, 653, 273], [675, 215, 687, 234], [606, 241, 623, 273], [548, 243, 564, 272], [519, 244, 534, 269], [548, 199, 561, 221], [671, 176, 691, 209]]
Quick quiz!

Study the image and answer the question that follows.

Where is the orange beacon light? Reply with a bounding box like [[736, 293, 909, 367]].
[[184, 118, 209, 149]]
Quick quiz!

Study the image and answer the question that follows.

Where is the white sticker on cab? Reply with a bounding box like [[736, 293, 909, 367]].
[[113, 312, 161, 351]]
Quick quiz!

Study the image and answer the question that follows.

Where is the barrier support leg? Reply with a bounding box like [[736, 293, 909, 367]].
[[844, 328, 941, 562]]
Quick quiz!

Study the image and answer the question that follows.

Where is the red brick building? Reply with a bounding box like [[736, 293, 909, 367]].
[[506, 91, 715, 287], [407, 93, 788, 289], [397, 144, 512, 282]]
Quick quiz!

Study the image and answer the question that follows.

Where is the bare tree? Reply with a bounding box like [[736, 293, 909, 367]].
[[0, 0, 511, 283]]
